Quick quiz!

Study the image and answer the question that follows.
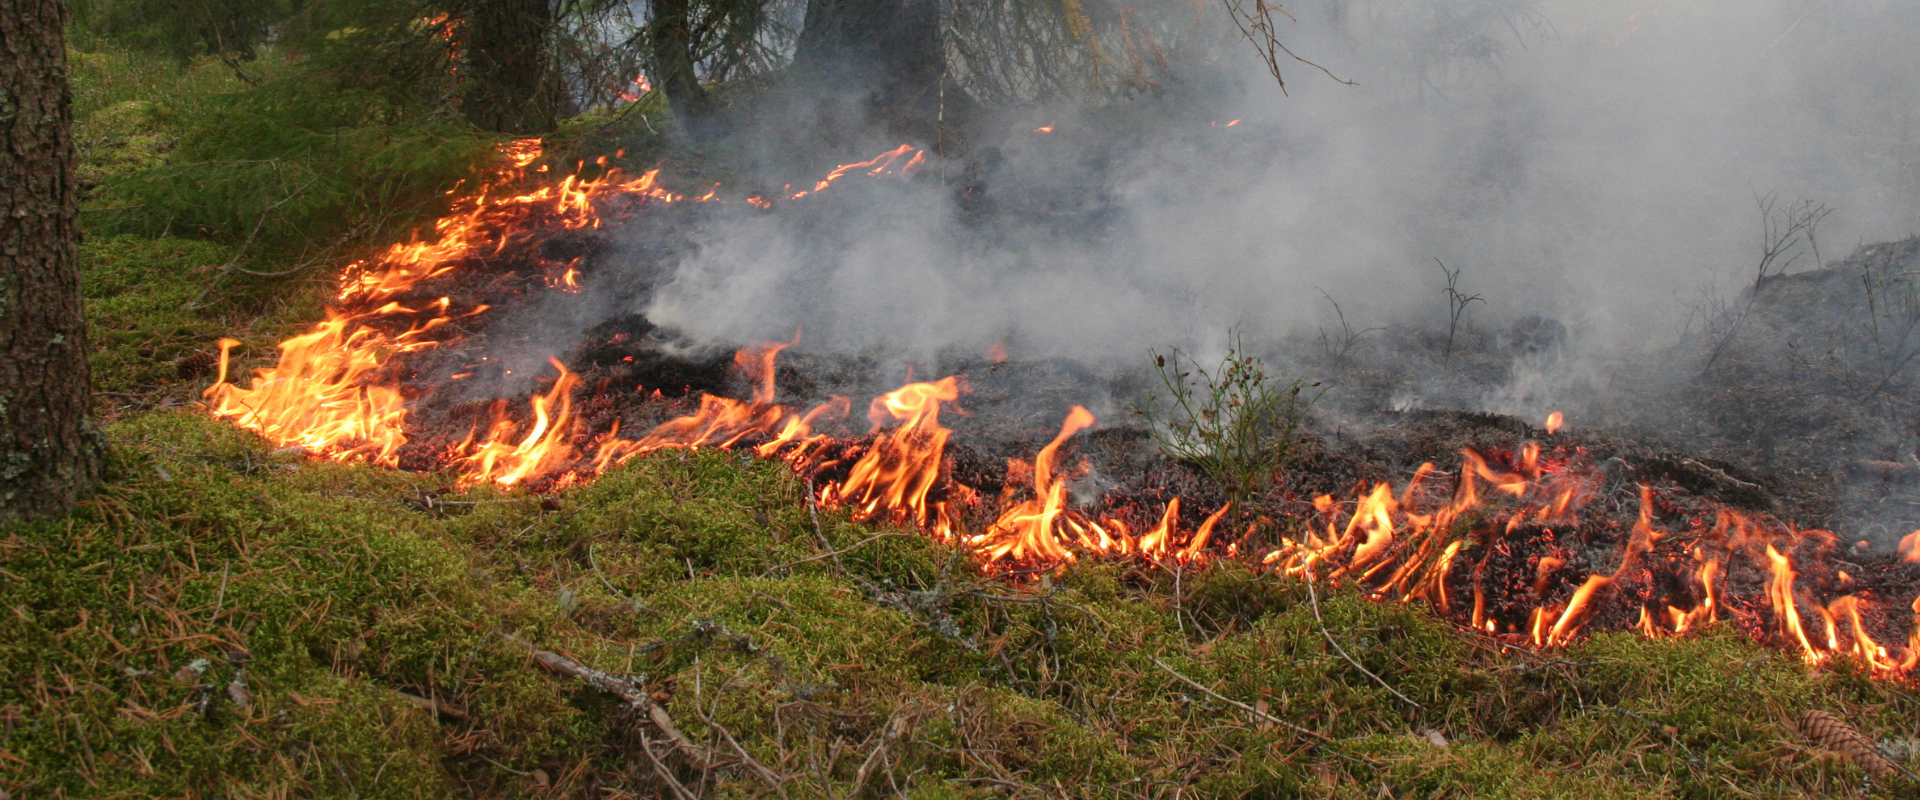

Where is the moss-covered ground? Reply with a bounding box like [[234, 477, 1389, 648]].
[[7, 409, 1920, 798], [8, 39, 1920, 800]]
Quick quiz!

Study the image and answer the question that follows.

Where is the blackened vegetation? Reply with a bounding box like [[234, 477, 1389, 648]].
[[282, 169, 1920, 663]]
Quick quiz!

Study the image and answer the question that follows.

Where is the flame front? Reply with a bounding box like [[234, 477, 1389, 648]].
[[201, 138, 1920, 680], [203, 140, 923, 486]]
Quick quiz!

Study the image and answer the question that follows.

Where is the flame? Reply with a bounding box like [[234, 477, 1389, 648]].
[[199, 135, 1920, 679], [459, 360, 582, 486], [203, 142, 923, 483], [986, 342, 1008, 363], [618, 73, 654, 102], [823, 377, 967, 537], [1765, 544, 1819, 660], [1899, 530, 1920, 563], [784, 145, 920, 200], [1035, 125, 1055, 134], [972, 406, 1110, 568]]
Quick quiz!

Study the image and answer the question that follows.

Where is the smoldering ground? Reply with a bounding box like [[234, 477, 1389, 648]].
[[440, 0, 1920, 537]]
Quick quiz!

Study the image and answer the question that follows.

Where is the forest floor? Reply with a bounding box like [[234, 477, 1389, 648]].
[[6, 45, 1920, 800]]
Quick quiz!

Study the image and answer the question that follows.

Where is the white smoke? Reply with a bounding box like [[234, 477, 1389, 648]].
[[641, 0, 1920, 375]]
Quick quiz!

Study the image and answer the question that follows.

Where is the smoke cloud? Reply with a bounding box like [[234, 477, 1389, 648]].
[[637, 0, 1920, 379]]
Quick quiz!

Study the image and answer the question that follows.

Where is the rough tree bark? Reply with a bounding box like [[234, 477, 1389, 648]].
[[460, 0, 560, 133], [793, 0, 946, 114], [0, 0, 106, 519], [648, 0, 728, 141]]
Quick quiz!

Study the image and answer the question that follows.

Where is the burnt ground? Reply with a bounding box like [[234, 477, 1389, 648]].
[[314, 178, 1920, 655]]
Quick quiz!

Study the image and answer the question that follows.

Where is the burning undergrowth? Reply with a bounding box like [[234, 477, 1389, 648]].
[[199, 140, 1920, 686]]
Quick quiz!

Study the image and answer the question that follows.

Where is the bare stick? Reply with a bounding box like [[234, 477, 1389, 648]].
[[188, 175, 323, 308], [847, 705, 915, 800], [637, 732, 698, 800], [1148, 656, 1323, 741], [696, 698, 793, 799], [1303, 568, 1424, 710], [395, 691, 473, 722], [762, 532, 911, 576], [502, 632, 707, 758], [804, 477, 846, 575]]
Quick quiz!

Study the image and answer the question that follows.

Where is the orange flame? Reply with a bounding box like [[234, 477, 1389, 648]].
[[204, 142, 923, 482], [824, 377, 967, 537], [459, 360, 582, 486], [972, 406, 1113, 568]]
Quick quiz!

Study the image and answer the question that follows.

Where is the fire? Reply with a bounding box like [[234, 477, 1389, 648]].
[[458, 360, 583, 487], [200, 135, 1920, 680], [618, 73, 653, 102], [204, 139, 923, 481], [782, 144, 921, 200], [972, 406, 1109, 567], [821, 377, 968, 538]]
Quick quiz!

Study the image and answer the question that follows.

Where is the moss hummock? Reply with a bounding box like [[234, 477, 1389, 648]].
[[3, 410, 1916, 798]]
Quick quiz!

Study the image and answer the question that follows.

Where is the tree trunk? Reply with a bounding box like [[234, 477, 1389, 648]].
[[649, 0, 728, 141], [793, 0, 945, 114], [461, 0, 559, 133], [0, 0, 107, 519]]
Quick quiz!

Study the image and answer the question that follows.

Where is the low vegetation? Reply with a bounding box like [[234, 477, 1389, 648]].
[[7, 409, 1919, 797], [8, 30, 1920, 800], [1139, 335, 1321, 515]]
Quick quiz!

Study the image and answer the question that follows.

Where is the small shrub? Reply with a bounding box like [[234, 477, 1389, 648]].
[[1137, 334, 1321, 511]]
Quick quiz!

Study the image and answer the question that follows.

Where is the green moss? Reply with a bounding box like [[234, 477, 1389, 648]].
[[9, 412, 1920, 797], [81, 234, 241, 394]]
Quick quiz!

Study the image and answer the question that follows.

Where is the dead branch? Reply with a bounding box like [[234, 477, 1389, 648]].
[[502, 632, 706, 758], [396, 690, 473, 722], [691, 680, 794, 799], [1221, 0, 1354, 94], [846, 704, 917, 800], [761, 532, 913, 576], [187, 174, 325, 309], [804, 477, 847, 576]]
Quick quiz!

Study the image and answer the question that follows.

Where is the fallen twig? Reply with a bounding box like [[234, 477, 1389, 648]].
[[395, 690, 472, 722], [502, 632, 703, 757], [1148, 656, 1324, 742], [188, 175, 324, 309], [846, 704, 916, 800], [804, 477, 846, 576], [1303, 568, 1423, 710], [762, 532, 912, 576]]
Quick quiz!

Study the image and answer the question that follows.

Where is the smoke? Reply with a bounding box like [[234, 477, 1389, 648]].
[[636, 0, 1920, 380]]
